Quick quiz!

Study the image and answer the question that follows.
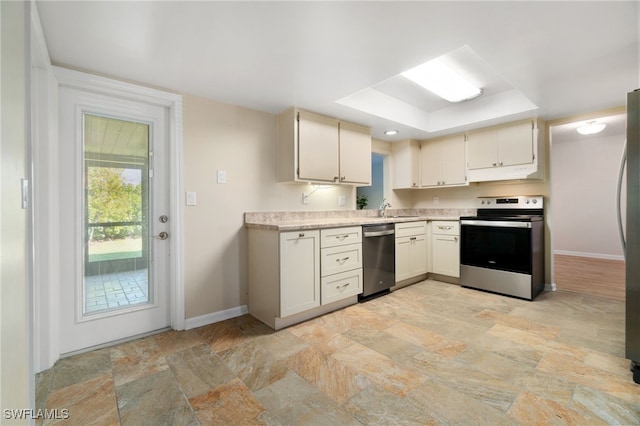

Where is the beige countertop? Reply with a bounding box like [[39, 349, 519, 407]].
[[244, 209, 471, 231]]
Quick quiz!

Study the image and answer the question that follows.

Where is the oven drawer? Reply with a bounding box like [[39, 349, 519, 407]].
[[432, 221, 459, 235]]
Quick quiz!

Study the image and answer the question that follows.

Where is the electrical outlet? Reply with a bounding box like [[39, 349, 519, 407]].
[[302, 193, 310, 205], [433, 196, 439, 205], [337, 195, 346, 206]]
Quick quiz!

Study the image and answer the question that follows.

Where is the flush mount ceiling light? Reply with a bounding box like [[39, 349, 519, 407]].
[[384, 130, 399, 136], [577, 121, 606, 135], [401, 58, 483, 103]]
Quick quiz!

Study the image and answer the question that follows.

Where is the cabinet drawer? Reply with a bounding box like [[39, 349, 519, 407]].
[[321, 243, 362, 276], [432, 221, 459, 235], [321, 269, 363, 305], [321, 226, 362, 248], [395, 221, 427, 237]]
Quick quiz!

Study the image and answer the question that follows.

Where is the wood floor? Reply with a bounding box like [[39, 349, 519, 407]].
[[554, 254, 625, 301]]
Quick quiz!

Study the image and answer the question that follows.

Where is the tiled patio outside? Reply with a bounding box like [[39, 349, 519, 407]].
[[84, 269, 149, 315]]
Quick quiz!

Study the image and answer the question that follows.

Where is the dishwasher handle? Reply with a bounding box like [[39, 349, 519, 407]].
[[363, 229, 395, 237]]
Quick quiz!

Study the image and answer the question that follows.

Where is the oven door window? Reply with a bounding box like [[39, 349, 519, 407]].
[[461, 225, 531, 274]]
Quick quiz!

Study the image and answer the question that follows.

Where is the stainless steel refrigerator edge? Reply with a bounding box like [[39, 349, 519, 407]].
[[625, 89, 640, 383]]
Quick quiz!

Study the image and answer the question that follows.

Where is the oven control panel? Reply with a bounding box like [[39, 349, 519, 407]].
[[476, 195, 543, 208]]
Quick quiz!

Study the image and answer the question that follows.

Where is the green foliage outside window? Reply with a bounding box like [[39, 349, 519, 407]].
[[87, 167, 143, 241]]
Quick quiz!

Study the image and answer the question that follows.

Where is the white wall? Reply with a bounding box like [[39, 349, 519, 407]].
[[1, 0, 31, 417], [182, 95, 355, 320], [551, 130, 626, 259]]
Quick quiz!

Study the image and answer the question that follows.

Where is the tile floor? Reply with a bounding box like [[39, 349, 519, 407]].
[[37, 280, 640, 425], [84, 269, 149, 314]]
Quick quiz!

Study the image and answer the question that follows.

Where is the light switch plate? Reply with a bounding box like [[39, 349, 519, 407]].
[[217, 170, 227, 184], [186, 191, 197, 206], [337, 195, 346, 206]]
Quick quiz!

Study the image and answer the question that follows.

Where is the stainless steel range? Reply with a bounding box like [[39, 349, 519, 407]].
[[460, 195, 545, 301]]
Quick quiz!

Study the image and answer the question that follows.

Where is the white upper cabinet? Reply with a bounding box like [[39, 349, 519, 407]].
[[277, 108, 371, 185], [466, 119, 544, 182], [298, 110, 340, 182], [420, 134, 467, 188], [467, 120, 533, 169], [339, 121, 371, 184], [392, 139, 420, 189]]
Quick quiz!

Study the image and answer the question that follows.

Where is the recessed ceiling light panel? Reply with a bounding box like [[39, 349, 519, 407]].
[[401, 59, 482, 103], [384, 130, 399, 135]]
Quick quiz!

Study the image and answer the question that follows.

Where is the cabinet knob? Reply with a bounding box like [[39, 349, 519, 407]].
[[341, 176, 346, 181], [299, 233, 305, 237], [499, 161, 503, 166], [492, 162, 497, 167], [334, 176, 339, 182]]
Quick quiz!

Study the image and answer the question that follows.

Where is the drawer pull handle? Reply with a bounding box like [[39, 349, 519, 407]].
[[299, 233, 305, 237], [336, 257, 350, 263], [410, 237, 417, 241], [438, 226, 453, 230], [336, 283, 350, 290], [336, 234, 349, 240]]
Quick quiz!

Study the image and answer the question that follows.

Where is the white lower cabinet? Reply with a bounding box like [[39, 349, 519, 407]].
[[280, 230, 321, 317], [430, 221, 460, 278], [320, 227, 363, 304], [248, 226, 361, 330], [321, 269, 362, 305], [395, 221, 428, 282]]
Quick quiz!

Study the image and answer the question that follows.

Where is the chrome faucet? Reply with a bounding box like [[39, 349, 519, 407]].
[[379, 198, 391, 217]]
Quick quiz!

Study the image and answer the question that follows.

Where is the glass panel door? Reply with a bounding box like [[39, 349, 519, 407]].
[[83, 114, 151, 316]]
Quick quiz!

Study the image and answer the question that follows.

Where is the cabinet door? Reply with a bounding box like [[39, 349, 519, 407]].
[[339, 122, 371, 184], [392, 140, 420, 189], [419, 139, 441, 187], [409, 235, 428, 276], [280, 231, 320, 317], [467, 128, 497, 170], [298, 111, 339, 182], [395, 237, 412, 282], [432, 235, 460, 277], [440, 135, 467, 186], [395, 235, 427, 282], [497, 121, 533, 167]]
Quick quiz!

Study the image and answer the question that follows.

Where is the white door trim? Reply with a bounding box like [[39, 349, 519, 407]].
[[53, 66, 185, 334]]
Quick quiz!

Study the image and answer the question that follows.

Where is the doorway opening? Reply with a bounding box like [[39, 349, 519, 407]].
[[549, 113, 626, 301]]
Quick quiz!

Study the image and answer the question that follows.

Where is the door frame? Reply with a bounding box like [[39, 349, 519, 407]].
[[48, 67, 184, 361]]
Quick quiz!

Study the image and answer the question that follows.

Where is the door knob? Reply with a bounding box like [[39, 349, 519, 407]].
[[154, 231, 169, 240]]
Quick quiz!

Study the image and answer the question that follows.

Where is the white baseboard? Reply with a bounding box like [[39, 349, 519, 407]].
[[184, 305, 249, 330], [554, 250, 624, 261]]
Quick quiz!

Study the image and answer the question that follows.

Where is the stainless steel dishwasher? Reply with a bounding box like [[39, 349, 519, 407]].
[[360, 223, 395, 300]]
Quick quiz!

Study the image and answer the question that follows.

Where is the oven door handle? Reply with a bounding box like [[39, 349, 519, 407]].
[[460, 220, 532, 229]]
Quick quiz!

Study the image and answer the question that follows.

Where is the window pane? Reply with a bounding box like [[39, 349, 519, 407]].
[[83, 114, 151, 316]]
